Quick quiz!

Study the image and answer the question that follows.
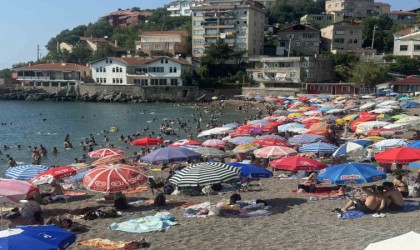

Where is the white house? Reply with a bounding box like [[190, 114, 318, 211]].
[[393, 26, 420, 58], [90, 56, 191, 86], [166, 0, 194, 17]]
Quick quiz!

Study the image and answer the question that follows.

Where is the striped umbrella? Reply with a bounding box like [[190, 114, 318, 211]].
[[91, 154, 125, 166], [299, 142, 338, 153], [0, 179, 39, 204], [169, 162, 240, 187], [233, 143, 259, 153], [88, 148, 125, 158], [373, 139, 407, 151], [6, 165, 50, 181], [288, 134, 324, 145], [253, 146, 298, 159]]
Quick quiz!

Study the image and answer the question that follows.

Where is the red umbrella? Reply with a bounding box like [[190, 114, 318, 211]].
[[29, 166, 78, 185], [253, 138, 291, 147], [91, 154, 125, 166], [83, 164, 148, 193], [270, 156, 327, 171], [374, 147, 420, 164], [202, 139, 226, 148], [299, 96, 310, 101], [253, 146, 298, 159], [130, 137, 163, 146], [169, 139, 202, 147], [0, 179, 39, 203], [88, 148, 125, 158], [266, 121, 284, 128]]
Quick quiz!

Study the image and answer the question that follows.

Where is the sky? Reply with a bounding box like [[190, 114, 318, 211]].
[[0, 0, 418, 69]]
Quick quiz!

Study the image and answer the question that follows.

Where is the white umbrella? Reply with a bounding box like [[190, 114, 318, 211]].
[[383, 123, 412, 130], [373, 139, 408, 151], [369, 108, 393, 114], [359, 102, 376, 110], [395, 116, 420, 125], [377, 100, 398, 107], [361, 95, 375, 99], [326, 108, 345, 114], [197, 127, 232, 137], [289, 127, 310, 134], [356, 121, 391, 135], [365, 231, 420, 250]]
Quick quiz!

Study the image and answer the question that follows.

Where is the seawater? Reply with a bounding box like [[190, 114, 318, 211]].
[[0, 100, 254, 176]]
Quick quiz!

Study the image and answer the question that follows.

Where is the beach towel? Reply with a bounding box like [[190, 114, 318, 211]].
[[184, 202, 211, 218], [292, 187, 336, 195], [175, 201, 201, 209], [122, 186, 149, 195], [339, 201, 420, 220], [64, 191, 87, 196], [109, 212, 177, 233], [77, 238, 130, 249]]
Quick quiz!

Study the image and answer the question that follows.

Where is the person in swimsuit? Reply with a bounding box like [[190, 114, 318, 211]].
[[393, 175, 409, 198], [334, 185, 383, 214], [379, 181, 404, 211]]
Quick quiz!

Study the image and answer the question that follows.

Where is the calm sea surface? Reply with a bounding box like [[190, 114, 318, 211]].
[[0, 101, 254, 176]]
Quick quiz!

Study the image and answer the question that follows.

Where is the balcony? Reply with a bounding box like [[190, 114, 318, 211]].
[[203, 34, 218, 38], [205, 24, 235, 29]]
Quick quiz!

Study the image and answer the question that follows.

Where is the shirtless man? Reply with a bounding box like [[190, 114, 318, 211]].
[[334, 185, 383, 214], [378, 181, 404, 211]]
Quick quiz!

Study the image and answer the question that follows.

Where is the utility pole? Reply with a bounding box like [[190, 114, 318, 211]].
[[371, 25, 378, 49], [288, 38, 292, 57], [37, 45, 40, 61]]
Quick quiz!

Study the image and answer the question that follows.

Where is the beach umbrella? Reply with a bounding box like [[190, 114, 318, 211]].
[[369, 108, 393, 114], [266, 121, 284, 128], [140, 147, 201, 164], [277, 123, 305, 132], [64, 171, 89, 184], [91, 154, 125, 166], [256, 134, 285, 140], [376, 114, 392, 121], [233, 143, 260, 153], [0, 225, 76, 250], [269, 156, 327, 171], [83, 164, 148, 193], [373, 139, 407, 151], [395, 116, 420, 126], [398, 97, 413, 101], [374, 147, 420, 164], [223, 123, 240, 128], [88, 148, 125, 158], [356, 121, 391, 135], [228, 163, 273, 178], [401, 102, 420, 108], [359, 102, 376, 110], [309, 122, 328, 131], [365, 231, 420, 250], [228, 136, 256, 145], [248, 119, 269, 125], [197, 127, 232, 137], [317, 162, 386, 185], [202, 139, 226, 148], [288, 134, 324, 145], [288, 113, 304, 119], [5, 165, 50, 181], [29, 166, 78, 186], [391, 114, 407, 120], [326, 108, 345, 114], [130, 137, 163, 146], [377, 100, 398, 107], [169, 162, 240, 187], [253, 138, 290, 147], [332, 140, 372, 158], [290, 127, 310, 134], [408, 140, 420, 149], [306, 129, 328, 135], [367, 128, 401, 137], [299, 141, 338, 153], [364, 136, 385, 142], [170, 139, 202, 147], [253, 146, 297, 159], [191, 147, 228, 158], [383, 123, 412, 130], [0, 179, 39, 204]]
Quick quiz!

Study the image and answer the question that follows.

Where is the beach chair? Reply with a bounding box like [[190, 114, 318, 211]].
[[148, 177, 164, 195]]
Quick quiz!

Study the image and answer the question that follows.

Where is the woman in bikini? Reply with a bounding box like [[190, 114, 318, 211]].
[[393, 175, 409, 197]]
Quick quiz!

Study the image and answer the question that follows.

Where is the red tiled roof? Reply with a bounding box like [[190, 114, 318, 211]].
[[16, 63, 90, 71], [109, 56, 191, 66], [392, 78, 420, 85], [385, 11, 417, 15], [393, 27, 416, 36], [140, 31, 189, 36], [105, 9, 152, 17]]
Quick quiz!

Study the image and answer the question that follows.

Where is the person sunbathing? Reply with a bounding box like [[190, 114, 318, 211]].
[[333, 185, 383, 215], [393, 175, 409, 198], [314, 186, 346, 200]]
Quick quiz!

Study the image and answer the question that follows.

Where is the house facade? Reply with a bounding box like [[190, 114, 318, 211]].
[[277, 24, 321, 56], [321, 20, 363, 54], [384, 11, 417, 25], [393, 26, 420, 58], [306, 82, 357, 95], [300, 12, 344, 29], [135, 31, 190, 56], [325, 0, 374, 18], [373, 2, 391, 14], [246, 56, 333, 88], [14, 63, 91, 87], [191, 0, 266, 60], [167, 0, 194, 16], [102, 9, 152, 28], [90, 56, 191, 86]]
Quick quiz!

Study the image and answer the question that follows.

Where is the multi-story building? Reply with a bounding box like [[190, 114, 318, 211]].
[[300, 12, 344, 29], [90, 56, 191, 86], [276, 24, 321, 56], [246, 56, 333, 88], [321, 20, 364, 54], [102, 9, 152, 28], [385, 11, 417, 25], [14, 63, 91, 87], [135, 31, 190, 56], [374, 2, 391, 14], [191, 0, 266, 61], [167, 0, 195, 16], [393, 26, 420, 58], [325, 0, 374, 18]]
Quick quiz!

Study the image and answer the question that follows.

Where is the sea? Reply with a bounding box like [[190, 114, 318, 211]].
[[0, 100, 255, 176]]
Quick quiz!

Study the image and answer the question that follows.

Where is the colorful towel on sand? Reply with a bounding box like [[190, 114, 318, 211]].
[[339, 201, 420, 220], [122, 186, 149, 194], [64, 191, 87, 196], [175, 201, 201, 209], [77, 238, 127, 249], [109, 212, 177, 233]]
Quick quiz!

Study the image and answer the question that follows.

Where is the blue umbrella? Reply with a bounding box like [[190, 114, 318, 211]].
[[277, 123, 305, 132], [256, 134, 285, 140], [408, 140, 420, 149], [5, 165, 50, 181], [332, 139, 373, 158], [408, 161, 420, 168], [0, 225, 76, 250], [288, 134, 324, 145], [299, 141, 338, 153], [140, 147, 201, 164], [228, 136, 256, 145], [228, 163, 273, 178], [401, 102, 420, 108], [317, 162, 387, 185]]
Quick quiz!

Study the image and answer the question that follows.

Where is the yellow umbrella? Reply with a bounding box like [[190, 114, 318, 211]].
[[301, 117, 324, 123], [335, 118, 345, 125], [233, 143, 259, 153], [298, 107, 311, 111], [343, 114, 359, 121], [288, 113, 304, 118], [364, 136, 385, 142]]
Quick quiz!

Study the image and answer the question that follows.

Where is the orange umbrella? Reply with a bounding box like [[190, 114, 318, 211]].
[[306, 129, 328, 135], [309, 122, 328, 131]]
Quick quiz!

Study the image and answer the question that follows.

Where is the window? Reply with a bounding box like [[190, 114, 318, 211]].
[[319, 86, 328, 92], [155, 45, 163, 51], [257, 73, 263, 78], [342, 86, 350, 93], [170, 79, 178, 86], [173, 67, 177, 73], [193, 39, 204, 44], [112, 68, 115, 73], [353, 39, 358, 44], [120, 78, 123, 83], [170, 67, 173, 73], [310, 85, 315, 90], [244, 11, 247, 15], [143, 45, 149, 50], [168, 44, 174, 50], [334, 38, 345, 44], [161, 59, 164, 64], [193, 30, 204, 35], [193, 21, 201, 26], [99, 67, 103, 72], [120, 68, 123, 73], [165, 59, 168, 64], [414, 45, 420, 51], [148, 67, 164, 73], [96, 68, 99, 72], [290, 72, 296, 78], [106, 59, 108, 63], [110, 59, 112, 63], [335, 30, 345, 35], [400, 45, 408, 51], [243, 21, 247, 25], [96, 78, 99, 83], [103, 68, 106, 73], [112, 78, 115, 84], [348, 39, 353, 44]]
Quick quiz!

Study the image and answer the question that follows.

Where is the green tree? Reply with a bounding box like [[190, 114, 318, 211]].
[[329, 53, 360, 82], [0, 68, 12, 78], [90, 45, 115, 61], [84, 20, 113, 39], [131, 7, 141, 12], [351, 60, 388, 87], [69, 45, 91, 64], [388, 56, 420, 75], [362, 15, 395, 53], [268, 0, 326, 24], [136, 50, 149, 57], [150, 50, 173, 57]]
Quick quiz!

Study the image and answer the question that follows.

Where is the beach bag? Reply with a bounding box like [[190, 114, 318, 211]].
[[114, 197, 129, 210], [154, 193, 166, 207], [164, 184, 175, 195]]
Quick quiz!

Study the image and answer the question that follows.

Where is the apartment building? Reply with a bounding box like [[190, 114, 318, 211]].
[[321, 20, 364, 54], [246, 56, 333, 88], [300, 12, 344, 29], [393, 26, 420, 58], [374, 2, 391, 14], [167, 0, 194, 16], [325, 0, 374, 18], [90, 56, 191, 86], [14, 63, 91, 87], [277, 24, 321, 56], [135, 31, 190, 56], [385, 11, 417, 25], [191, 0, 266, 60], [103, 9, 152, 28]]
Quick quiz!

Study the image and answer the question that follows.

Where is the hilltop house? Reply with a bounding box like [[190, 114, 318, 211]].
[[166, 0, 194, 16], [325, 0, 374, 18], [393, 26, 420, 58], [321, 20, 365, 54], [13, 63, 91, 87], [300, 12, 344, 29], [102, 9, 152, 28], [90, 56, 191, 86], [276, 24, 321, 56], [135, 31, 190, 56], [373, 2, 391, 14], [384, 11, 417, 25]]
